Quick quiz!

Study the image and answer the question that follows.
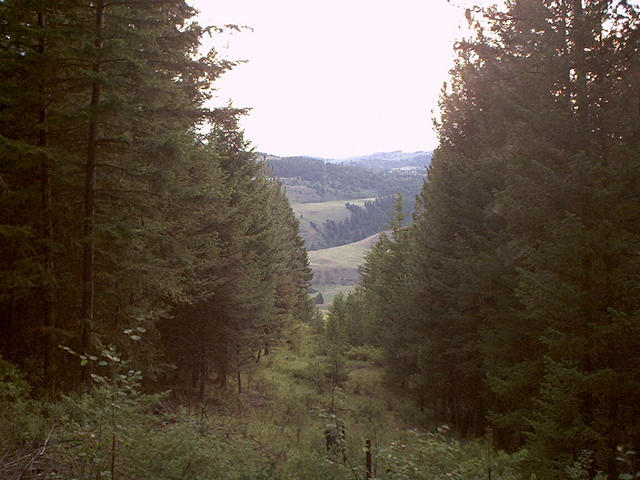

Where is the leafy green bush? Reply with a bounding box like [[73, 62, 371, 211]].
[[375, 428, 525, 480], [292, 360, 329, 393], [0, 355, 30, 400], [346, 366, 384, 398], [0, 356, 53, 479]]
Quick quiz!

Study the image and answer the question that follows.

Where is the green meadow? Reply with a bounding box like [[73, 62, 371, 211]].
[[309, 233, 382, 310], [292, 198, 376, 225], [291, 198, 375, 251]]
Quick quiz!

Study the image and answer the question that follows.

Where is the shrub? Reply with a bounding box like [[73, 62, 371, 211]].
[[292, 360, 330, 393], [0, 357, 53, 479], [345, 345, 384, 365]]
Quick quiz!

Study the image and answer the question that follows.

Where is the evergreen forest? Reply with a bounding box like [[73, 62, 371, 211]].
[[1, 1, 640, 480], [267, 155, 425, 204]]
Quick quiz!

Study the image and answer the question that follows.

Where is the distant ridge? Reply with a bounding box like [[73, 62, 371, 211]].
[[327, 151, 432, 171], [257, 150, 432, 172]]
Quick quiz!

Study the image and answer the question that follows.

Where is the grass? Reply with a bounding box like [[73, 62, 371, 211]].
[[230, 328, 518, 480], [308, 233, 382, 294], [292, 198, 375, 226], [291, 197, 375, 251], [309, 233, 383, 310], [1, 323, 524, 480], [247, 326, 418, 471], [313, 284, 355, 311], [309, 233, 381, 267]]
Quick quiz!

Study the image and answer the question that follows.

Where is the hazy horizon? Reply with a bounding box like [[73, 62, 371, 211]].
[[260, 148, 432, 160], [195, 0, 483, 158]]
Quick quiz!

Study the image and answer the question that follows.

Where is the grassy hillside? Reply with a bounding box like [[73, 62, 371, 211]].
[[292, 198, 375, 251], [294, 198, 375, 224], [310, 233, 380, 267], [271, 155, 423, 250], [309, 233, 382, 307]]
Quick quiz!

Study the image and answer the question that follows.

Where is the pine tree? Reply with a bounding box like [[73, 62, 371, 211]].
[[359, 199, 420, 405], [0, 0, 84, 390], [324, 293, 348, 386]]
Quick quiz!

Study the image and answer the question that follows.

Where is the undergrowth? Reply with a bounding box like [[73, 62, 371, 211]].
[[0, 327, 611, 479]]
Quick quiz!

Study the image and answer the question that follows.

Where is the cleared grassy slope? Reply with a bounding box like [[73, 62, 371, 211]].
[[309, 232, 381, 269], [292, 197, 375, 251], [293, 198, 375, 224], [309, 232, 383, 307]]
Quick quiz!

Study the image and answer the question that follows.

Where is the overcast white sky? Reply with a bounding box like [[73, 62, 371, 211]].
[[194, 0, 476, 159]]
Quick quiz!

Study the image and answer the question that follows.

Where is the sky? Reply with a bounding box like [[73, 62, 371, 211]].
[[194, 0, 477, 159]]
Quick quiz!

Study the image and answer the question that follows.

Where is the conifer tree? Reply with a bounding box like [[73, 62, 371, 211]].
[[324, 293, 348, 386], [360, 198, 418, 400]]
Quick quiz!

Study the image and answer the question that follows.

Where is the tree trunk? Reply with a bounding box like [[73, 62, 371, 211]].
[[38, 9, 54, 387], [198, 366, 206, 403], [365, 439, 372, 479], [236, 348, 242, 395], [572, 0, 586, 118], [198, 319, 207, 402], [81, 0, 105, 385]]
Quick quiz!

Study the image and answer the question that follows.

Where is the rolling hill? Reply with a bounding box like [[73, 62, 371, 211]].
[[293, 198, 375, 250], [326, 150, 432, 171], [308, 232, 383, 306]]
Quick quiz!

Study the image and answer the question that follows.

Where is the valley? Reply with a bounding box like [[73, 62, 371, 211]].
[[270, 152, 430, 308], [5, 1, 638, 476]]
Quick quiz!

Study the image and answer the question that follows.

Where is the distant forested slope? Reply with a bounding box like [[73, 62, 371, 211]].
[[320, 195, 413, 248], [326, 150, 432, 171], [265, 155, 425, 203]]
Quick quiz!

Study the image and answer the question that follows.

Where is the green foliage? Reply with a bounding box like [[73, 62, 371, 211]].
[[0, 354, 30, 401], [1, 324, 543, 480], [376, 428, 525, 480], [320, 195, 414, 250], [4, 1, 640, 478], [56, 371, 157, 478], [295, 360, 330, 393], [345, 345, 384, 366], [0, 357, 50, 471], [564, 450, 608, 480], [616, 446, 639, 480], [323, 294, 350, 386]]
